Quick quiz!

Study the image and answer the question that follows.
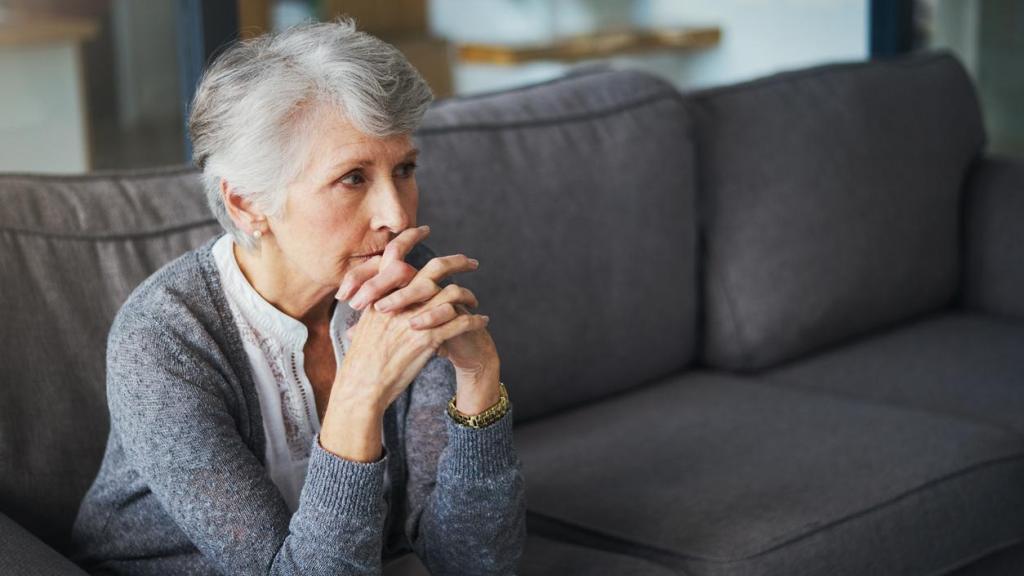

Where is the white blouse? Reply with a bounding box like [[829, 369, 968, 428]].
[[211, 233, 379, 513]]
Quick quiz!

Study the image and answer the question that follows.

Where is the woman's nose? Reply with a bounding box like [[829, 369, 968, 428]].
[[369, 178, 410, 232]]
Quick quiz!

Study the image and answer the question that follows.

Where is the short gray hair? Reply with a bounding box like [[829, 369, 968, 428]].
[[188, 17, 434, 251]]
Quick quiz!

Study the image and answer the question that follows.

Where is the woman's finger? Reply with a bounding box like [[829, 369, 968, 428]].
[[373, 277, 437, 312], [408, 302, 460, 329], [380, 224, 431, 270], [407, 286, 480, 329], [373, 255, 479, 313], [418, 253, 479, 288], [425, 312, 490, 347], [337, 255, 383, 301], [348, 259, 418, 310], [338, 225, 430, 303]]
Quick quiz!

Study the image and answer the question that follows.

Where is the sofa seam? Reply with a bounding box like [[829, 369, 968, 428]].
[[682, 50, 953, 102], [0, 164, 197, 182], [0, 219, 219, 241], [416, 91, 685, 135], [429, 66, 616, 105], [708, 259, 752, 370], [738, 453, 1024, 559], [924, 536, 1024, 576]]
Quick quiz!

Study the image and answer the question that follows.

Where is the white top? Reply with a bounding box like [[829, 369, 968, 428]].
[[211, 233, 373, 513]]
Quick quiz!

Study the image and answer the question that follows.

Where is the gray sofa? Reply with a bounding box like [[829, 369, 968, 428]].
[[2, 50, 1022, 575]]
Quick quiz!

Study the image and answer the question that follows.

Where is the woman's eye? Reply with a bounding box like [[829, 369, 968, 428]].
[[396, 162, 418, 178], [338, 163, 416, 187], [340, 171, 365, 186]]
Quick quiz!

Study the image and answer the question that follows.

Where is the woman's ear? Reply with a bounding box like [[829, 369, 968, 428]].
[[220, 179, 267, 235]]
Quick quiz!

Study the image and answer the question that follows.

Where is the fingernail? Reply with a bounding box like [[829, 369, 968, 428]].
[[482, 315, 490, 323], [374, 299, 391, 312], [419, 224, 430, 232], [469, 258, 479, 266], [350, 296, 366, 309]]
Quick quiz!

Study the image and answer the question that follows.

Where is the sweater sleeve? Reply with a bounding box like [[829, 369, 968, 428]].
[[403, 355, 528, 575], [107, 311, 389, 575]]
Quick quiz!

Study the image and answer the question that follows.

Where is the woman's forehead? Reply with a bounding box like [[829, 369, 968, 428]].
[[304, 112, 414, 171]]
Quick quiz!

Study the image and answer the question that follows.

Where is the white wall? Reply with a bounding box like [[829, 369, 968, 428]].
[[430, 0, 868, 95], [0, 42, 90, 173], [640, 0, 868, 90]]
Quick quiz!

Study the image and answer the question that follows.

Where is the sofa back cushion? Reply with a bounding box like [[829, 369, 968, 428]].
[[689, 51, 986, 371], [0, 168, 219, 552], [413, 68, 699, 422]]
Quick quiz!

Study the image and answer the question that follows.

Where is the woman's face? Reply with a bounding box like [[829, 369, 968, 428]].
[[268, 106, 420, 291]]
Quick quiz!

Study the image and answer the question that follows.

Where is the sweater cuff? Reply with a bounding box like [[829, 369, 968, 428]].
[[441, 401, 518, 479], [301, 432, 388, 517]]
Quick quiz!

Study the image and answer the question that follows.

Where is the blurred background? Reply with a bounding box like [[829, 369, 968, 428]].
[[0, 0, 1021, 174]]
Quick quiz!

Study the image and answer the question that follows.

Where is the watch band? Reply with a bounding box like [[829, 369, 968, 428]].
[[447, 382, 509, 429]]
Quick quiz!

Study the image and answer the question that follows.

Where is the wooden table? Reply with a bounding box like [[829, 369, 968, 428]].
[[457, 26, 721, 65]]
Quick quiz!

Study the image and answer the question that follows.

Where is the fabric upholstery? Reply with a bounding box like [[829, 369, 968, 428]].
[[947, 541, 1024, 575], [689, 51, 987, 371], [963, 155, 1024, 322], [413, 68, 700, 423], [762, 310, 1024, 436], [0, 511, 89, 576], [520, 533, 678, 576], [0, 168, 220, 552], [515, 371, 1024, 575], [381, 532, 682, 576]]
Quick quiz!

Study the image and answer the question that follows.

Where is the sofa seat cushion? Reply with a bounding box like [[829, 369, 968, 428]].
[[762, 310, 1024, 436], [514, 371, 1024, 576]]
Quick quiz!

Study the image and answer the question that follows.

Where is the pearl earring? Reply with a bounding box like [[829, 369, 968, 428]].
[[252, 229, 263, 239]]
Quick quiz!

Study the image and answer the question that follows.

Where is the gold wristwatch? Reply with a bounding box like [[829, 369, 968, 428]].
[[447, 382, 509, 429]]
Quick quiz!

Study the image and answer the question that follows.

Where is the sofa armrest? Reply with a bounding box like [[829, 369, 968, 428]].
[[963, 154, 1024, 320], [0, 511, 88, 575]]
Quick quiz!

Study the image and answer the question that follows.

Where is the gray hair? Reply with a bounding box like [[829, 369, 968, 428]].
[[187, 17, 434, 251]]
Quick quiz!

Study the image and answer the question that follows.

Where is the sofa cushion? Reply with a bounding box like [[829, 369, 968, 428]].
[[761, 310, 1024, 436], [963, 155, 1024, 322], [689, 51, 986, 371], [414, 68, 699, 423], [0, 167, 219, 552], [515, 371, 1024, 575]]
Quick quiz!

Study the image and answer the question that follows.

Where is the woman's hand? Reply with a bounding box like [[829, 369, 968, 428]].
[[337, 226, 495, 373], [333, 225, 498, 407], [332, 285, 489, 412]]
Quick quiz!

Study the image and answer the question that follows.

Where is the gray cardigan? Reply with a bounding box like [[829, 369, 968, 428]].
[[69, 236, 527, 575]]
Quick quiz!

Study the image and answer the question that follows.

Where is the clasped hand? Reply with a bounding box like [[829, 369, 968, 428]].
[[333, 225, 499, 410]]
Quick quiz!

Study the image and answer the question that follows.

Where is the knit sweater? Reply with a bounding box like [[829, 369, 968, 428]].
[[69, 235, 527, 575]]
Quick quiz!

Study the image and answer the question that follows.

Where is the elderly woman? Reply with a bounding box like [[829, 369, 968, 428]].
[[69, 18, 526, 576]]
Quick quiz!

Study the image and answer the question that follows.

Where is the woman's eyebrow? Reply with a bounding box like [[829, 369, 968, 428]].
[[329, 148, 420, 171], [329, 147, 421, 175]]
